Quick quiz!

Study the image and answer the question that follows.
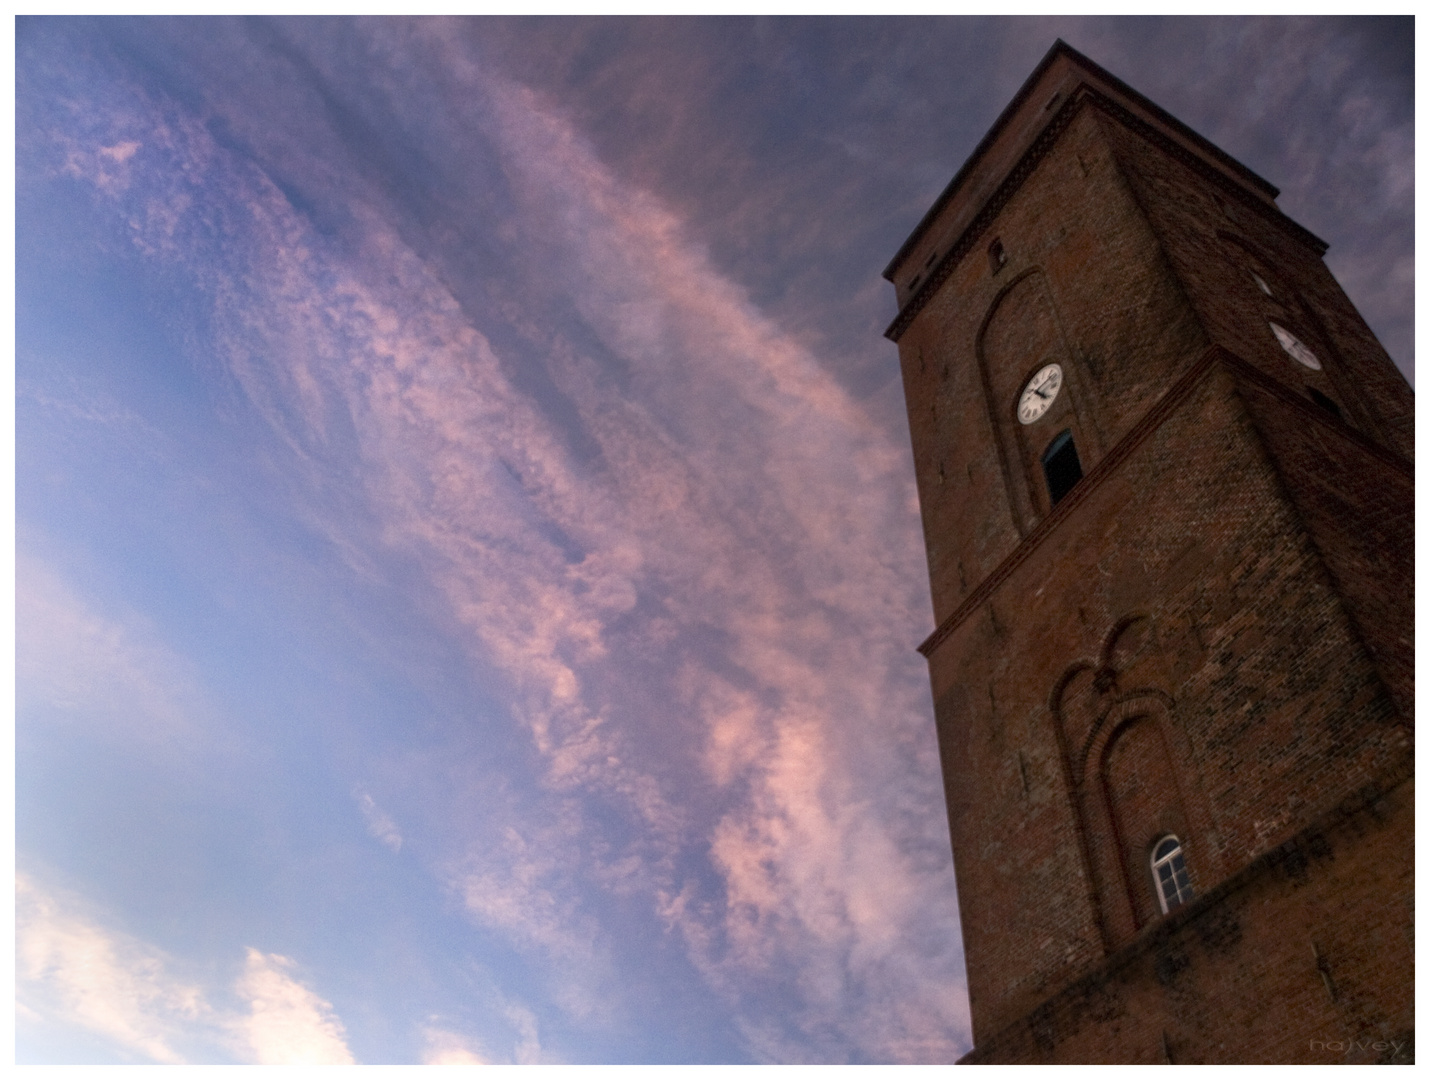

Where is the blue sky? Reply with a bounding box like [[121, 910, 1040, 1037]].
[[15, 17, 1413, 1065]]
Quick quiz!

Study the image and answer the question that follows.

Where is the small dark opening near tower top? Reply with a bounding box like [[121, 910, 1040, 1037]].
[[989, 238, 1007, 274], [1042, 429, 1083, 505], [1308, 387, 1342, 418]]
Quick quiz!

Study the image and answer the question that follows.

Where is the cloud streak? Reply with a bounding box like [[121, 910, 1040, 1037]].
[[17, 874, 205, 1064], [356, 789, 404, 852], [18, 875, 356, 1065], [34, 29, 962, 1059], [232, 949, 355, 1065]]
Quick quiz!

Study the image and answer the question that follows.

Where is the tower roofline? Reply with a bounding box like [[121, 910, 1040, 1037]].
[[882, 39, 1281, 282]]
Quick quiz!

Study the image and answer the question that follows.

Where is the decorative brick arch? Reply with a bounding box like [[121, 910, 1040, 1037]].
[[973, 268, 1098, 532], [1094, 703, 1193, 932], [1050, 615, 1213, 947]]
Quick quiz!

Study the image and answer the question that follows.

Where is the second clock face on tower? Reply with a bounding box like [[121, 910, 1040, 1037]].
[[1018, 363, 1063, 424], [1269, 322, 1322, 370]]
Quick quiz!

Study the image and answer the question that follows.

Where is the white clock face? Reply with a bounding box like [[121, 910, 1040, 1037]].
[[1269, 322, 1322, 370], [1017, 363, 1063, 425]]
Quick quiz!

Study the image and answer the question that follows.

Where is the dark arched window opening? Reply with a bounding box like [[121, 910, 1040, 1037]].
[[1308, 387, 1342, 419], [1042, 429, 1083, 505], [1151, 835, 1194, 914]]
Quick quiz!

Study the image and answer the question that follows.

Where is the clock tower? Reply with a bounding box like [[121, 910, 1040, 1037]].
[[884, 42, 1412, 1064]]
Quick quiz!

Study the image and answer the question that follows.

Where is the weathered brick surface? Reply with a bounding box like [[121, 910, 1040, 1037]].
[[1229, 366, 1414, 723], [1098, 109, 1414, 461], [961, 774, 1413, 1064], [884, 43, 1413, 1063]]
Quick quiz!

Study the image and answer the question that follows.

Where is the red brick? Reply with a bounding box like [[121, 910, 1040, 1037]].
[[883, 42, 1413, 1064]]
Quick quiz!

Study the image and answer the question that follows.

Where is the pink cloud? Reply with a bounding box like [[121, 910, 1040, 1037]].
[[54, 37, 966, 1059]]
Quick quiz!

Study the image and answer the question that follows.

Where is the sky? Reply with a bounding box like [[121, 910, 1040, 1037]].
[[14, 16, 1414, 1065]]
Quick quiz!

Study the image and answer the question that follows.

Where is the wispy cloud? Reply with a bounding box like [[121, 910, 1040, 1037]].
[[31, 25, 963, 1059], [36, 29, 960, 1058], [422, 1027, 489, 1065], [18, 874, 358, 1065], [17, 874, 206, 1064], [465, 60, 965, 1059], [450, 816, 618, 1027], [232, 949, 356, 1065], [355, 788, 404, 852], [421, 996, 544, 1066]]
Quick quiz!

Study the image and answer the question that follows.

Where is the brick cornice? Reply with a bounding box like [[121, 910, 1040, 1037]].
[[1087, 91, 1328, 258], [885, 88, 1329, 344], [884, 90, 1087, 343], [883, 40, 1279, 284]]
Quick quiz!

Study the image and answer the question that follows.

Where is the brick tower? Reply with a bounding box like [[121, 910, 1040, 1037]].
[[882, 42, 1412, 1064]]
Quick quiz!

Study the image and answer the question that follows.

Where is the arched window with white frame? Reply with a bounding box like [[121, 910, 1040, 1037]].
[[1151, 835, 1194, 914]]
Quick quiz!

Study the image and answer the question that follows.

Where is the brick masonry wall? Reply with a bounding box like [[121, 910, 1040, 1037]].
[[895, 84, 1413, 1060], [1096, 106, 1414, 461], [927, 361, 1407, 1041], [961, 772, 1412, 1064], [897, 103, 1212, 628], [1230, 372, 1413, 722]]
